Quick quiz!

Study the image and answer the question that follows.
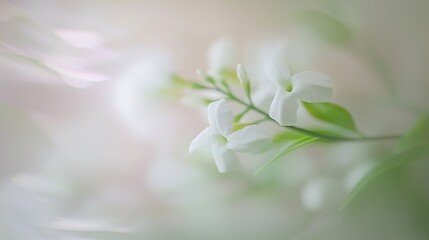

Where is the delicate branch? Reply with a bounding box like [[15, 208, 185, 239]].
[[197, 83, 401, 142]]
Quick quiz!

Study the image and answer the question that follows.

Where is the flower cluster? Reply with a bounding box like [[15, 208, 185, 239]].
[[187, 62, 334, 173], [177, 39, 403, 176]]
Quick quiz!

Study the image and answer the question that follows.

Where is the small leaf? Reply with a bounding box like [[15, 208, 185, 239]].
[[254, 136, 319, 176], [341, 142, 429, 210], [396, 116, 429, 152], [297, 10, 352, 45], [302, 102, 358, 133]]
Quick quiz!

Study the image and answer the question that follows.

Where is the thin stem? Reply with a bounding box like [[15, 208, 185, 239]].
[[202, 84, 401, 142], [333, 134, 402, 142]]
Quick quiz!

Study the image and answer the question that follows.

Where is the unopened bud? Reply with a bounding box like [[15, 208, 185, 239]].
[[236, 64, 248, 85], [237, 64, 251, 98]]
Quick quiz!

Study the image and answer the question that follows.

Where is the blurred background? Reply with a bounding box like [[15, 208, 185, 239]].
[[0, 0, 428, 239]]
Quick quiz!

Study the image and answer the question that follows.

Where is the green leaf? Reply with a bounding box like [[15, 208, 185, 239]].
[[302, 102, 358, 133], [396, 116, 429, 152], [297, 10, 352, 45], [341, 142, 429, 210], [253, 136, 319, 176]]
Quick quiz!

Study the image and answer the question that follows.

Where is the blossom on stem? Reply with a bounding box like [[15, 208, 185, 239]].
[[237, 64, 251, 98], [267, 63, 333, 126], [189, 99, 270, 173]]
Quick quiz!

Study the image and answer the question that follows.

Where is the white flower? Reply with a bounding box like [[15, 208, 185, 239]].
[[189, 99, 270, 173], [267, 63, 333, 126]]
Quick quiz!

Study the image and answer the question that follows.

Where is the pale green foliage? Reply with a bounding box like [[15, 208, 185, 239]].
[[302, 102, 359, 133], [396, 116, 429, 152], [342, 142, 429, 209], [342, 116, 429, 209], [253, 136, 320, 176]]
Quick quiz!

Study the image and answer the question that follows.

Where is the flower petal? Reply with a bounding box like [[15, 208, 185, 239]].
[[291, 71, 333, 102], [264, 60, 291, 87], [189, 127, 213, 153], [211, 142, 240, 173], [227, 125, 271, 154], [207, 99, 233, 137], [269, 89, 299, 126]]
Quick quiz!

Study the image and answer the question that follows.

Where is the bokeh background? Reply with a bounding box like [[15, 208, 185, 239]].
[[0, 0, 428, 239]]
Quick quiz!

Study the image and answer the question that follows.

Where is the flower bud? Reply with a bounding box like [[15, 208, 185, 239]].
[[236, 64, 248, 84], [236, 64, 251, 98]]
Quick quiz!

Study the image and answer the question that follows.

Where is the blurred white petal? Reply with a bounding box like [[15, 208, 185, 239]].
[[293, 83, 333, 102], [291, 71, 333, 102], [11, 173, 68, 195], [54, 29, 103, 49], [55, 68, 109, 82], [227, 125, 271, 154], [189, 127, 213, 153], [113, 52, 177, 139], [0, 16, 113, 88], [47, 218, 134, 233], [269, 89, 298, 126], [301, 177, 345, 211], [211, 142, 240, 173], [264, 59, 291, 87], [250, 83, 277, 112]]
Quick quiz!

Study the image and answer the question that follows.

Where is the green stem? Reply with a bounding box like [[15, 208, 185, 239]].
[[204, 85, 401, 142], [234, 107, 251, 122]]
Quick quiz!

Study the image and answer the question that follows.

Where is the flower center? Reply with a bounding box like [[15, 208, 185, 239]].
[[217, 135, 228, 144], [284, 82, 293, 92]]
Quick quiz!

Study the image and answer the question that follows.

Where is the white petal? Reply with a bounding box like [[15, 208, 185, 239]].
[[291, 71, 333, 102], [189, 127, 213, 153], [227, 125, 271, 154], [251, 84, 277, 112], [269, 89, 299, 126], [46, 63, 109, 87], [207, 99, 233, 137], [264, 60, 291, 87], [211, 142, 240, 173]]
